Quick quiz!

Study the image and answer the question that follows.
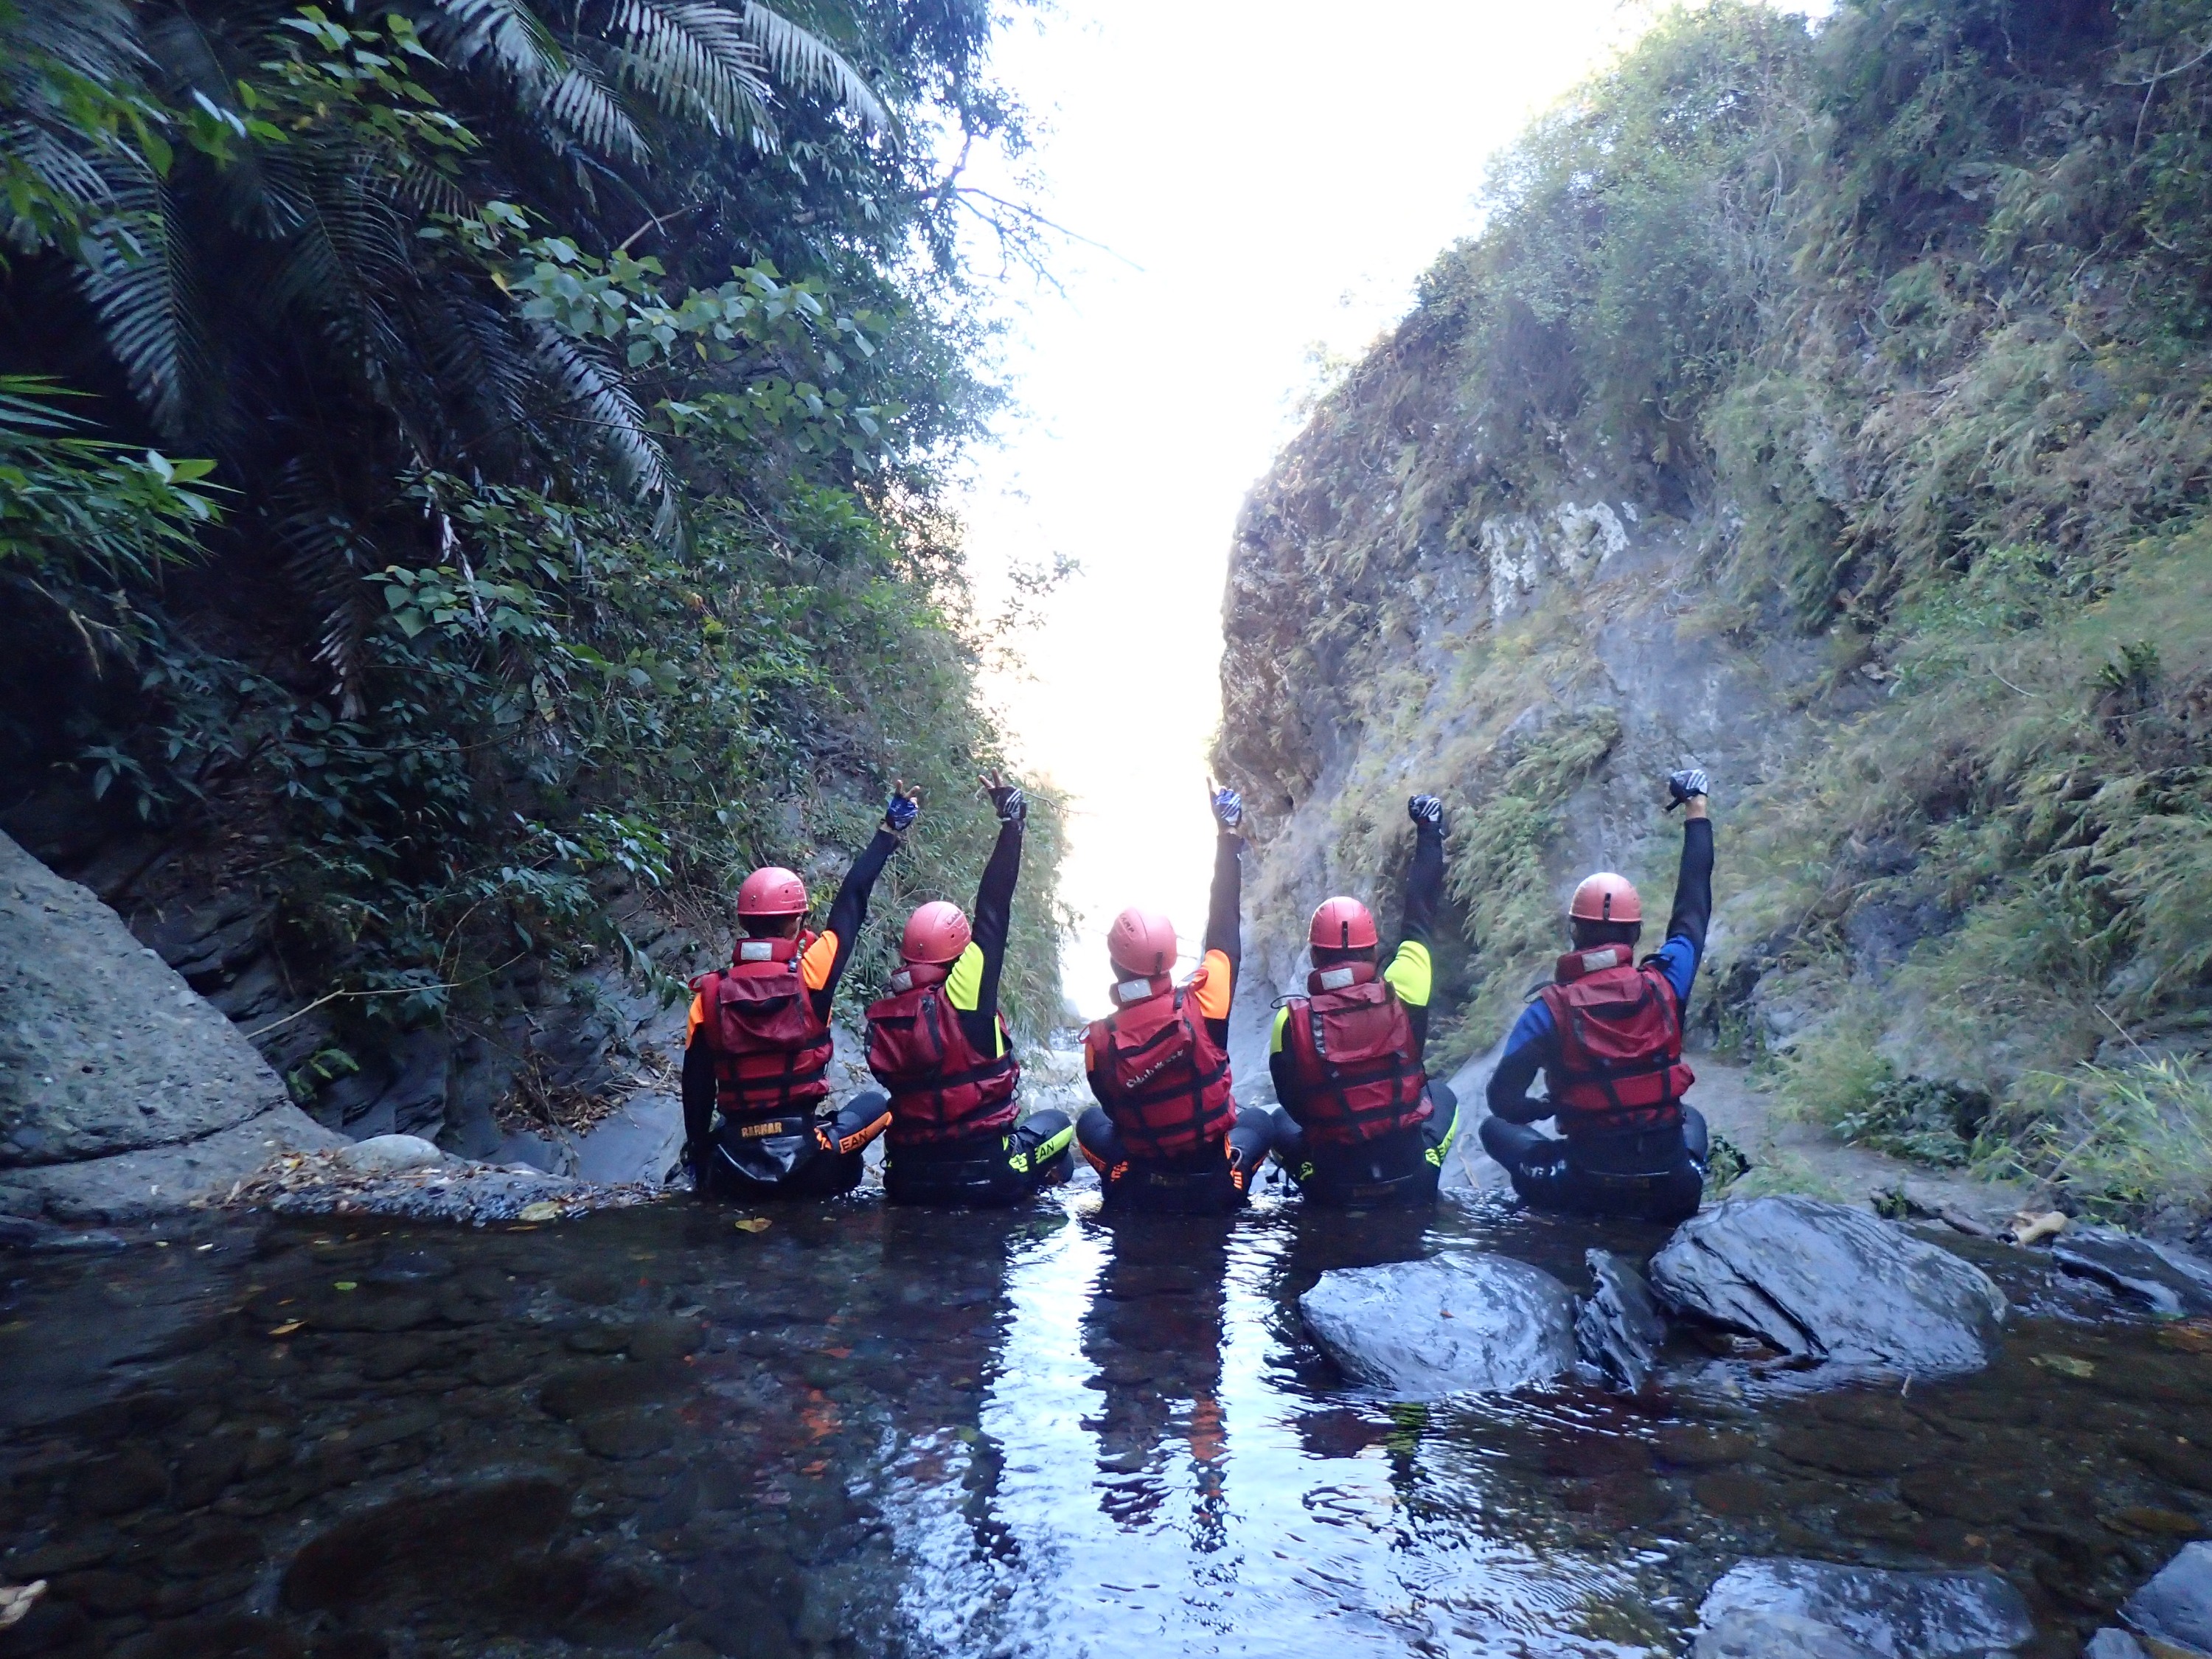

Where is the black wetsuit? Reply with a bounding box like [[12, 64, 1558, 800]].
[[683, 830, 899, 1200], [1478, 818, 1714, 1223], [1267, 818, 1460, 1206], [1077, 833, 1273, 1214], [874, 815, 1077, 1207]]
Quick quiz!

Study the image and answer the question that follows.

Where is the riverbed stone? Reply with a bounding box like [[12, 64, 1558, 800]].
[[2122, 1541, 2212, 1657], [1694, 1558, 2034, 1658], [1298, 1252, 1576, 1398], [1649, 1195, 2006, 1377], [0, 831, 343, 1221], [1576, 1248, 1668, 1392], [2054, 1229, 2212, 1319], [330, 1135, 445, 1176], [2085, 1632, 2151, 1659]]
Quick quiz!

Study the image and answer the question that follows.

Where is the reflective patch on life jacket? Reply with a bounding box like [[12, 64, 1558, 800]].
[[1314, 965, 1359, 992]]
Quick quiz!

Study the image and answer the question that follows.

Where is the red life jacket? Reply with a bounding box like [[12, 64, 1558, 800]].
[[865, 966, 1021, 1147], [1535, 947, 1694, 1138], [1086, 977, 1234, 1161], [1276, 961, 1430, 1147], [690, 935, 833, 1121]]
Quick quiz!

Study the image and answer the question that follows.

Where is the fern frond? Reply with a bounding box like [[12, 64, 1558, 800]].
[[739, 2, 888, 132]]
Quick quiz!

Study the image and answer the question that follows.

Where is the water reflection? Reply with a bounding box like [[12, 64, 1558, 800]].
[[0, 1192, 2207, 1658]]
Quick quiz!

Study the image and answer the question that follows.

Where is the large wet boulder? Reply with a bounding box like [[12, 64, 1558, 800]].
[[1299, 1253, 1576, 1399], [1575, 1248, 1668, 1393], [2054, 1229, 2212, 1319], [0, 832, 341, 1221], [2122, 1541, 2212, 1657], [1694, 1559, 2034, 1658], [1650, 1195, 2006, 1376]]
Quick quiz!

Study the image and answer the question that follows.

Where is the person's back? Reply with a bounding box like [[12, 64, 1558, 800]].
[[681, 787, 919, 1200], [865, 774, 1075, 1206], [1267, 794, 1460, 1206], [1477, 768, 1714, 1223], [1075, 785, 1272, 1213]]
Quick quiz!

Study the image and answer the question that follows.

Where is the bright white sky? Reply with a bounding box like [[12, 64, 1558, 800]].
[[952, 0, 1804, 1014]]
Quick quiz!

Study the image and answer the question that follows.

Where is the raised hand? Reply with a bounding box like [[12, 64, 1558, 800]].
[[979, 769, 1026, 825], [1666, 768, 1710, 813], [884, 779, 922, 835], [1208, 777, 1244, 833], [1408, 793, 1445, 831]]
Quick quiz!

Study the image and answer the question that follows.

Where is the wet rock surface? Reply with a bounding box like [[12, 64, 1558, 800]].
[[1576, 1248, 1668, 1393], [1694, 1559, 2034, 1656], [2055, 1230, 2212, 1319], [226, 1146, 657, 1224], [2122, 1540, 2212, 1656], [1650, 1195, 2007, 1377], [1298, 1251, 1576, 1397], [0, 832, 341, 1220]]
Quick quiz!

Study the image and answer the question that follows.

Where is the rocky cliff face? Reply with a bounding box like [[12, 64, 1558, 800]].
[[1214, 1, 2212, 1228]]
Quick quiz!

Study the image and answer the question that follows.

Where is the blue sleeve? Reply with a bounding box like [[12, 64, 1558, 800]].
[[1485, 999, 1557, 1123], [1651, 933, 1700, 1013]]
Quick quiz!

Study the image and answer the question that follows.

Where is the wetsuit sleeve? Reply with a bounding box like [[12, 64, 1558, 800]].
[[682, 1016, 714, 1151], [1484, 1000, 1557, 1124], [1387, 818, 1446, 1056], [1652, 815, 1714, 1007], [950, 816, 1021, 1054], [810, 827, 900, 1016], [1196, 833, 1243, 1040]]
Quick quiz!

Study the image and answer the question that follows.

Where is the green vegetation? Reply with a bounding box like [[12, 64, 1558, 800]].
[[0, 0, 1066, 1105], [1220, 0, 2212, 1225]]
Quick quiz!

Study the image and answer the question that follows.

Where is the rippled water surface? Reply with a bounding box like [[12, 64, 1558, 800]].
[[2, 1181, 2208, 1658]]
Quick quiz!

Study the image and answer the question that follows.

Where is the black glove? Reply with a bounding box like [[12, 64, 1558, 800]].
[[1209, 784, 1243, 832], [1666, 768, 1709, 812], [989, 782, 1026, 826], [884, 782, 920, 834], [1408, 793, 1444, 831]]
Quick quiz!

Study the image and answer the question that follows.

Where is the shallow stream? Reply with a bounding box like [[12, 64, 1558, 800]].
[[2, 1180, 2208, 1658]]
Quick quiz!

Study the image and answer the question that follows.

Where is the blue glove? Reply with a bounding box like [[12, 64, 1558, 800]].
[[885, 785, 920, 834], [1408, 794, 1444, 830], [1209, 784, 1243, 832], [1666, 768, 1709, 812]]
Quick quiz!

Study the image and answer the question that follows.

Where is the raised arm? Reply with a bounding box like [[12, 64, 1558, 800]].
[[948, 775, 1025, 1051], [1387, 794, 1447, 1056], [804, 785, 920, 1013], [1650, 770, 1714, 1011]]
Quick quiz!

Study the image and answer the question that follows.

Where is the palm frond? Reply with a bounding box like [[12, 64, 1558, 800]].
[[426, 0, 647, 163], [739, 2, 888, 133], [525, 319, 681, 540], [266, 457, 380, 718], [76, 180, 198, 437], [603, 0, 776, 144], [543, 63, 649, 162]]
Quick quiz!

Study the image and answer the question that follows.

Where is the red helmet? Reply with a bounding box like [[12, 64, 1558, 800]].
[[1309, 897, 1379, 953], [737, 865, 810, 918], [1569, 872, 1642, 925], [1106, 906, 1178, 977], [901, 900, 972, 964]]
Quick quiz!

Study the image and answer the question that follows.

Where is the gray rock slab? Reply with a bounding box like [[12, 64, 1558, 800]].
[[2085, 1631, 2152, 1659], [2054, 1229, 2212, 1319], [1576, 1248, 1668, 1393], [573, 1091, 684, 1187], [1650, 1194, 2006, 1376], [1299, 1252, 1577, 1399], [1695, 1559, 2034, 1658], [0, 832, 291, 1164], [0, 1107, 343, 1222], [2123, 1541, 2212, 1657]]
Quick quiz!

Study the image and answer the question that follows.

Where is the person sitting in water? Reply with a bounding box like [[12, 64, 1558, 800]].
[[1266, 793, 1459, 1207], [681, 787, 919, 1200], [1477, 768, 1714, 1224], [1074, 783, 1272, 1213], [863, 772, 1076, 1206]]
